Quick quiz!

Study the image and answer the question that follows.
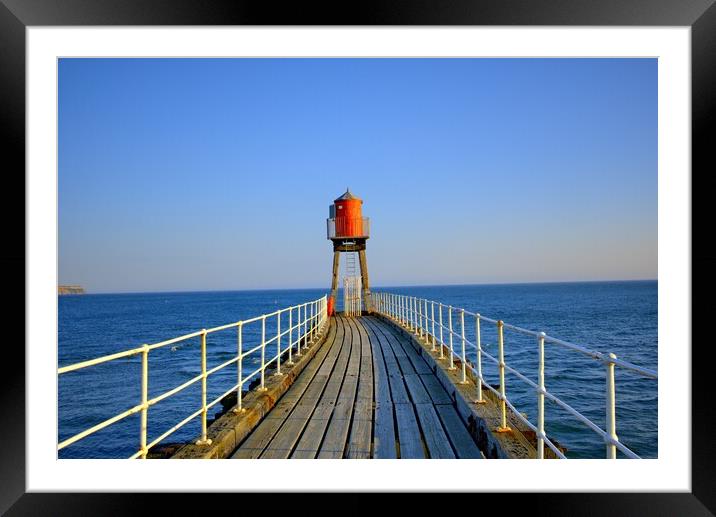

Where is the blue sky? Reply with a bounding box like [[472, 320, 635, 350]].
[[58, 58, 657, 293]]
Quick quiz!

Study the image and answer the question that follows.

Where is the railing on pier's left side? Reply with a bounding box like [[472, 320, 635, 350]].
[[368, 292, 657, 459], [58, 295, 328, 459]]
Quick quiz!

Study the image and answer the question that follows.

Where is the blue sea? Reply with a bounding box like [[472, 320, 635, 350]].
[[58, 281, 657, 459]]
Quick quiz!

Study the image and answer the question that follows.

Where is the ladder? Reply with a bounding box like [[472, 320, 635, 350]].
[[343, 249, 362, 316]]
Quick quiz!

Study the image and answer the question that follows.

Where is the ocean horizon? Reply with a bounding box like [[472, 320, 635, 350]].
[[73, 277, 658, 296]]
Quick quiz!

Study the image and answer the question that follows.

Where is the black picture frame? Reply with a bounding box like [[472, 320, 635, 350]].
[[2, 0, 713, 514]]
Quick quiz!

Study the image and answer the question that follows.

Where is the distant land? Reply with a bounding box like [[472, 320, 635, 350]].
[[58, 285, 85, 295]]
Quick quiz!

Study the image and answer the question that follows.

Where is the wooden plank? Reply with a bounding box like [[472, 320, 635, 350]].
[[376, 318, 433, 375], [434, 404, 483, 459], [259, 398, 324, 459], [290, 316, 355, 458], [363, 318, 392, 406], [353, 318, 373, 403], [318, 398, 354, 459], [318, 318, 362, 458], [395, 353, 418, 376], [364, 318, 411, 405], [345, 319, 374, 459], [403, 374, 432, 405], [259, 320, 350, 459], [231, 318, 340, 459], [413, 403, 455, 459], [373, 402, 397, 459], [394, 403, 425, 459], [345, 400, 373, 459], [419, 374, 454, 405], [314, 316, 353, 402]]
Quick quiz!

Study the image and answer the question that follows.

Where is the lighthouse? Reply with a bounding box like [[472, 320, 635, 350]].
[[326, 189, 371, 315]]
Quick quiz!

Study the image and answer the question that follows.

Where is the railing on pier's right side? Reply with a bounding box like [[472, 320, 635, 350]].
[[369, 292, 657, 459], [58, 295, 328, 459]]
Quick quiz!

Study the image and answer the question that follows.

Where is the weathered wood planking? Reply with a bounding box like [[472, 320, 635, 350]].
[[362, 319, 397, 458], [291, 316, 355, 459], [231, 315, 486, 460], [394, 403, 425, 458], [363, 317, 392, 406], [380, 322, 433, 375], [419, 373, 454, 406], [231, 318, 340, 459], [434, 404, 482, 459], [258, 317, 349, 459], [403, 373, 433, 405], [363, 318, 411, 405], [373, 402, 397, 459], [345, 318, 374, 459], [318, 318, 363, 458], [413, 403, 455, 458]]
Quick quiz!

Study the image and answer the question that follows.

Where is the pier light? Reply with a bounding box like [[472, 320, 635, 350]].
[[326, 188, 371, 316]]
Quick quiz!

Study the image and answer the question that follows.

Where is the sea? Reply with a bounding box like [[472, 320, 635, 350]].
[[58, 280, 657, 459]]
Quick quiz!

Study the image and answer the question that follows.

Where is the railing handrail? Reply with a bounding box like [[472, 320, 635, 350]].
[[58, 295, 329, 458], [370, 292, 657, 459]]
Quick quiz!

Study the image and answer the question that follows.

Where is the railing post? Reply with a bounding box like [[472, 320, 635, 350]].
[[139, 344, 149, 459], [496, 321, 511, 432], [417, 298, 422, 336], [475, 314, 485, 404], [404, 296, 408, 327], [287, 309, 294, 365], [233, 322, 245, 414], [460, 309, 467, 383], [415, 297, 419, 333], [275, 311, 283, 376], [431, 301, 436, 352], [537, 331, 546, 458], [606, 352, 618, 459], [308, 302, 313, 344], [420, 298, 425, 337], [408, 297, 412, 330], [438, 304, 444, 359], [448, 306, 455, 370], [296, 305, 302, 357], [196, 330, 212, 445], [305, 302, 309, 345], [424, 299, 428, 340], [409, 297, 413, 330], [259, 316, 267, 391], [310, 302, 315, 343], [415, 297, 419, 334]]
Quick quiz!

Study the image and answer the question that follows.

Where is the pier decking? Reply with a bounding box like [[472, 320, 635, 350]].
[[231, 314, 483, 459]]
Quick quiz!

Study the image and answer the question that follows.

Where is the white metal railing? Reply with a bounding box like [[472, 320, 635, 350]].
[[369, 292, 657, 459], [326, 217, 370, 239], [58, 295, 328, 459]]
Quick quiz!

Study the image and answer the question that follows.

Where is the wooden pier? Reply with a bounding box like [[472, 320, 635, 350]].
[[231, 314, 483, 459]]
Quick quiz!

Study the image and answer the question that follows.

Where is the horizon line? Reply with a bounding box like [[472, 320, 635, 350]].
[[66, 278, 658, 296]]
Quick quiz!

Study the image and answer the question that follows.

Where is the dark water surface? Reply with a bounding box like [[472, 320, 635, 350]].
[[58, 281, 657, 459]]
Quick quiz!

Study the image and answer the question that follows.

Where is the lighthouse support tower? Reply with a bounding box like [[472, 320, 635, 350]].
[[326, 189, 371, 315]]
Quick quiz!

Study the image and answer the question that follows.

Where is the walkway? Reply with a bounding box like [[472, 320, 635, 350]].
[[231, 314, 482, 459]]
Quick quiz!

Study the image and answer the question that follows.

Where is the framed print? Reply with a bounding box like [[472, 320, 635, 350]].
[[3, 0, 713, 514]]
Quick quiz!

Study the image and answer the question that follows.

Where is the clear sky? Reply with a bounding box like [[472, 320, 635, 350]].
[[58, 58, 657, 293]]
